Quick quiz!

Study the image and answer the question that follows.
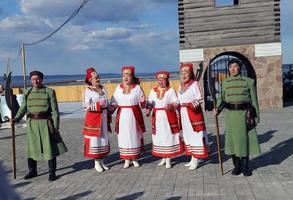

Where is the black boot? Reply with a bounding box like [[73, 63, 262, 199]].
[[24, 158, 37, 179], [48, 157, 57, 182], [231, 155, 242, 175], [241, 157, 252, 176]]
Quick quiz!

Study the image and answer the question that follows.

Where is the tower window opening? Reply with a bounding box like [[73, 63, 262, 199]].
[[215, 0, 239, 8]]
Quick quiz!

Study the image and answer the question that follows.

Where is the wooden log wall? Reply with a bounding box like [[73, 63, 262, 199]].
[[178, 0, 281, 49]]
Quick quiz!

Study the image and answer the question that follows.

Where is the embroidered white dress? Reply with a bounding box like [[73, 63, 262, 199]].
[[83, 87, 110, 158], [148, 87, 183, 158], [112, 85, 145, 159], [178, 82, 209, 158]]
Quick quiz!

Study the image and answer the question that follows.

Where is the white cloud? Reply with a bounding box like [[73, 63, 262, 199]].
[[0, 0, 180, 74], [0, 15, 50, 32], [19, 0, 147, 23], [88, 27, 133, 40], [148, 0, 177, 4], [20, 0, 80, 18]]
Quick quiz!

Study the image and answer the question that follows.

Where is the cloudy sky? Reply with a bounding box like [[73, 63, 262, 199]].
[[0, 0, 292, 75]]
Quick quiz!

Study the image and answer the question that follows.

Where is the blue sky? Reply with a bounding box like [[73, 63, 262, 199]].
[[0, 0, 292, 75]]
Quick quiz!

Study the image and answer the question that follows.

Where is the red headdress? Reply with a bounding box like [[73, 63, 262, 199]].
[[122, 66, 135, 76], [85, 67, 98, 85], [155, 71, 170, 79], [180, 63, 193, 72], [180, 63, 195, 80]]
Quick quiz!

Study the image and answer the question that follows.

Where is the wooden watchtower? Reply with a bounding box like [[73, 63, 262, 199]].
[[178, 0, 282, 108]]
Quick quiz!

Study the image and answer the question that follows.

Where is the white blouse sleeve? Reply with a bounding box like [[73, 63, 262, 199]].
[[83, 89, 92, 110], [192, 81, 204, 105]]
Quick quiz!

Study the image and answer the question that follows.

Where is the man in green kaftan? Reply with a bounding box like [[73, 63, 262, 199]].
[[13, 71, 67, 181], [215, 59, 260, 176]]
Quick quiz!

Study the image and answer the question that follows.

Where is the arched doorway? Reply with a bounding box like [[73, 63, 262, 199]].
[[204, 51, 256, 111]]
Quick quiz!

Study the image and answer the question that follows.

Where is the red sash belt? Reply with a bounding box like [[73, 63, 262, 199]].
[[152, 108, 180, 135], [180, 103, 206, 132], [115, 105, 145, 134]]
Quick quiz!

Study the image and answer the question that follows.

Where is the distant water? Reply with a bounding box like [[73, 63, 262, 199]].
[[0, 72, 179, 87]]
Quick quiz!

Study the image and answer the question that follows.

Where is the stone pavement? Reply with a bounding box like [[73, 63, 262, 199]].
[[0, 102, 293, 200]]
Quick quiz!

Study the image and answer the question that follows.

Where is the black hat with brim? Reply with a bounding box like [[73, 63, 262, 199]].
[[30, 71, 44, 79]]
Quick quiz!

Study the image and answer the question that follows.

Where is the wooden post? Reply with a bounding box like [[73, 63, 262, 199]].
[[214, 101, 224, 175], [6, 57, 11, 74], [10, 93, 17, 179], [21, 44, 27, 89]]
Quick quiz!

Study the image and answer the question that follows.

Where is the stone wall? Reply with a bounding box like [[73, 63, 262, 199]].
[[188, 44, 283, 109]]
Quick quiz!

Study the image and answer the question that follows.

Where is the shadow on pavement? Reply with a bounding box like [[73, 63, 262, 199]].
[[115, 192, 144, 200], [56, 159, 93, 178], [258, 130, 278, 144], [165, 197, 181, 200], [61, 191, 92, 200], [12, 181, 31, 188], [251, 137, 293, 170], [0, 133, 26, 140]]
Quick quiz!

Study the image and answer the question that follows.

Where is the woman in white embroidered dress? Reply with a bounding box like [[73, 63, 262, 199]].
[[146, 71, 183, 169], [178, 63, 209, 170], [111, 66, 146, 168], [82, 68, 110, 172]]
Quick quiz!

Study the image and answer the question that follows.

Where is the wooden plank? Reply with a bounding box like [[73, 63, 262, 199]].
[[179, 12, 274, 25], [180, 20, 278, 33], [183, 30, 276, 41], [180, 16, 278, 31], [180, 35, 280, 50], [179, 0, 276, 9], [184, 25, 277, 38], [179, 6, 274, 19]]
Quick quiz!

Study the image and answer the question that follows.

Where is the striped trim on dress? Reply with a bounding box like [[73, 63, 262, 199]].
[[152, 144, 183, 158], [119, 147, 141, 159], [185, 144, 209, 158]]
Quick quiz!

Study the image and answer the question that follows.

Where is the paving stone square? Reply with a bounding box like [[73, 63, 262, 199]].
[[0, 102, 292, 200]]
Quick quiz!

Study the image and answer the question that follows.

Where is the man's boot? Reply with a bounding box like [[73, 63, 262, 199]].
[[231, 155, 241, 175], [48, 157, 57, 181], [241, 157, 252, 176], [24, 158, 37, 179]]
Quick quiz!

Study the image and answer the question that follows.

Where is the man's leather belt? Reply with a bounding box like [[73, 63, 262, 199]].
[[225, 103, 249, 110], [27, 112, 51, 119]]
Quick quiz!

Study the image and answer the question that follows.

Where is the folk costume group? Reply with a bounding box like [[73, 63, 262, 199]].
[[12, 59, 260, 182]]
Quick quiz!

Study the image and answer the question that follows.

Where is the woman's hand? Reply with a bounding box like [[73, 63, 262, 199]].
[[145, 109, 151, 117], [140, 95, 146, 108], [213, 108, 219, 116], [165, 104, 174, 111], [109, 103, 117, 113], [99, 99, 106, 108]]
